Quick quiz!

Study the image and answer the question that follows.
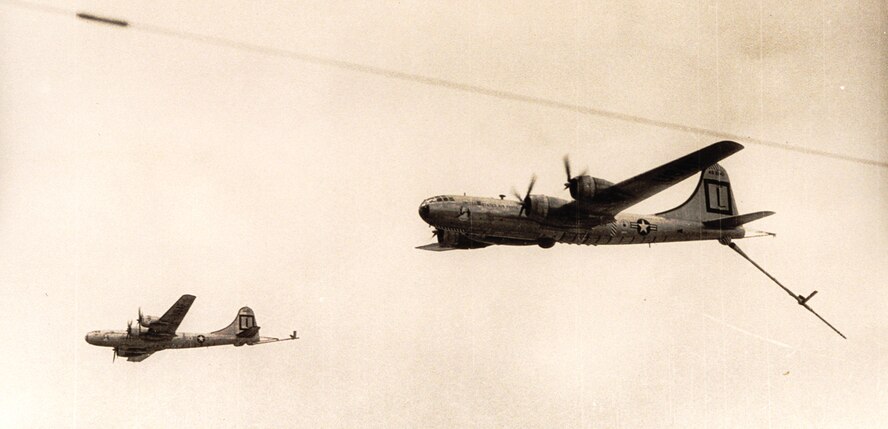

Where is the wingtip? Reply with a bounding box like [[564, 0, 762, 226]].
[[713, 140, 745, 152]]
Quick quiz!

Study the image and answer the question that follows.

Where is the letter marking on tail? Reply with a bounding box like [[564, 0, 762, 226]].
[[704, 179, 733, 215]]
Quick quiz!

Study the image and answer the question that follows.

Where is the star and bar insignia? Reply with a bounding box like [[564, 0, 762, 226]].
[[630, 219, 658, 235]]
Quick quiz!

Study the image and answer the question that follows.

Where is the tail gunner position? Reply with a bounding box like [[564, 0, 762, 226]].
[[417, 141, 845, 338], [86, 294, 299, 362]]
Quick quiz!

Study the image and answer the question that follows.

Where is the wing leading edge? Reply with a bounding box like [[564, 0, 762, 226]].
[[147, 294, 196, 337], [587, 140, 744, 215]]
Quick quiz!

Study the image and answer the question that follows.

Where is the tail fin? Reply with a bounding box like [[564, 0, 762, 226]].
[[212, 307, 261, 338], [656, 163, 738, 222]]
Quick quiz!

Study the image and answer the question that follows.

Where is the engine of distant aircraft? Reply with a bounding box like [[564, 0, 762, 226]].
[[126, 321, 142, 338], [138, 315, 159, 328], [436, 229, 490, 249], [568, 176, 614, 202]]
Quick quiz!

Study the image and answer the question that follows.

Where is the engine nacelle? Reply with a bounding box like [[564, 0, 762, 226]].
[[139, 315, 159, 328], [126, 324, 143, 337], [525, 195, 550, 221], [524, 195, 573, 223], [569, 176, 614, 201], [436, 230, 489, 249]]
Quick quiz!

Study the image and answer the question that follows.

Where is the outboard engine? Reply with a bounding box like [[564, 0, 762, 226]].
[[138, 315, 159, 328], [568, 176, 614, 202]]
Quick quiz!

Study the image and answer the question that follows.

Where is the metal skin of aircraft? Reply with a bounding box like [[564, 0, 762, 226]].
[[417, 141, 773, 250], [85, 295, 299, 362], [417, 141, 846, 339]]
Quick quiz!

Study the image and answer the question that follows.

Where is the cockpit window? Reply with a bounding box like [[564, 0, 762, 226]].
[[435, 197, 442, 202]]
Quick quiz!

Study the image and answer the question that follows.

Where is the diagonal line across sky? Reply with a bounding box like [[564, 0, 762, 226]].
[[3, 0, 886, 169]]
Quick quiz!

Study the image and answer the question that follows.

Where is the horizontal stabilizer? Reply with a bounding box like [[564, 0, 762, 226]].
[[250, 336, 281, 345], [703, 211, 775, 229], [247, 333, 300, 345]]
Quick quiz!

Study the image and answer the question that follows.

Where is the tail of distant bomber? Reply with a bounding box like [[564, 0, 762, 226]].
[[212, 307, 261, 339], [657, 163, 774, 227]]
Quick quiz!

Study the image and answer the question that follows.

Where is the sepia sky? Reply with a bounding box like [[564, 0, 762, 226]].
[[0, 1, 885, 427]]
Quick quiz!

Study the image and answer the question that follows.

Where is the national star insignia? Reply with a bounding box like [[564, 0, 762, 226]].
[[631, 219, 657, 235]]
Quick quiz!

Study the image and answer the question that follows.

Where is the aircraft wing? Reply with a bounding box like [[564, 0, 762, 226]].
[[415, 243, 457, 251], [585, 140, 744, 215], [147, 294, 196, 337], [127, 352, 154, 362]]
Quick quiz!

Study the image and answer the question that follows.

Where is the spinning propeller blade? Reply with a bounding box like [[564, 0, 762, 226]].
[[563, 155, 572, 188], [513, 175, 536, 216], [562, 155, 588, 192]]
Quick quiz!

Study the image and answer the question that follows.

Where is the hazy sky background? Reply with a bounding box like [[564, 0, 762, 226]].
[[0, 1, 885, 427]]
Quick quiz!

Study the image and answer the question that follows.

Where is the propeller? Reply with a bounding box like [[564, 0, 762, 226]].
[[512, 175, 537, 216], [563, 155, 571, 187], [112, 348, 117, 363], [562, 155, 587, 194], [138, 307, 143, 326], [126, 320, 133, 338]]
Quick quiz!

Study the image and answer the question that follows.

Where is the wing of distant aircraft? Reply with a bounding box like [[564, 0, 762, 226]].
[[127, 352, 154, 362], [415, 242, 457, 251], [580, 140, 744, 215], [112, 345, 153, 362], [146, 294, 196, 338]]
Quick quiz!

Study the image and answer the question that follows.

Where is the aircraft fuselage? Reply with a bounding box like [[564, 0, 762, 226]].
[[418, 194, 744, 248], [85, 330, 256, 356]]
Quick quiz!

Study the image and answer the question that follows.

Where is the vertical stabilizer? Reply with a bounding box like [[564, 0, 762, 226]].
[[656, 164, 738, 222], [212, 307, 260, 338]]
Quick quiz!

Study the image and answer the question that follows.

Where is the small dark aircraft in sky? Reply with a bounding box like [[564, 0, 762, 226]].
[[86, 295, 298, 362], [417, 141, 845, 338]]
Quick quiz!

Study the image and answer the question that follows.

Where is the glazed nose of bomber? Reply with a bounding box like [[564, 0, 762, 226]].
[[418, 201, 430, 221]]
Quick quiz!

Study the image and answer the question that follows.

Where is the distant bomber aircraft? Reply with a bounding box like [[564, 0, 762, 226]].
[[417, 141, 845, 338], [86, 295, 298, 362]]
